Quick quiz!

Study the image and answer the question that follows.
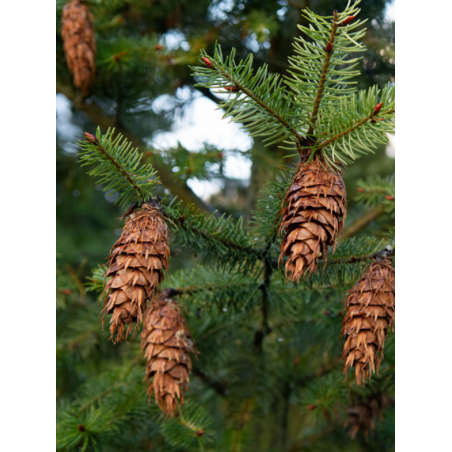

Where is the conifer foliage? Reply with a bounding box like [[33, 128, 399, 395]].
[[192, 4, 395, 166], [192, 1, 394, 279], [61, 0, 96, 96], [58, 0, 396, 449]]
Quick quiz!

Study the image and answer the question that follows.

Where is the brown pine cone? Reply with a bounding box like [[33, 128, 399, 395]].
[[141, 289, 198, 416], [345, 393, 390, 438], [101, 200, 170, 342], [61, 0, 96, 96], [279, 159, 347, 281], [342, 255, 395, 385]]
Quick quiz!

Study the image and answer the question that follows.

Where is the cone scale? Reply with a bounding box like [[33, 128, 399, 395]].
[[341, 256, 395, 385], [101, 200, 170, 342], [141, 289, 198, 416], [279, 159, 347, 281]]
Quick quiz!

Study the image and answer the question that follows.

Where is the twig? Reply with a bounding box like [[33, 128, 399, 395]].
[[213, 64, 305, 145], [88, 136, 147, 202], [57, 84, 214, 214], [325, 248, 394, 266], [341, 206, 384, 239], [78, 388, 113, 412], [173, 281, 251, 296], [166, 211, 267, 260], [253, 242, 275, 351], [313, 108, 395, 154], [307, 10, 339, 137]]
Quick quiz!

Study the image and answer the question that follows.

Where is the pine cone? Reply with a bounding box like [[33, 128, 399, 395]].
[[342, 255, 395, 385], [141, 289, 198, 416], [345, 393, 390, 438], [101, 200, 170, 342], [61, 0, 96, 96], [279, 159, 347, 281]]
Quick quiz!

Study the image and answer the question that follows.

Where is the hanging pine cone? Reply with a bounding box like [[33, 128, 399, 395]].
[[342, 253, 395, 385], [101, 199, 170, 342], [141, 289, 198, 416], [345, 393, 391, 438], [279, 159, 347, 281], [61, 0, 96, 96]]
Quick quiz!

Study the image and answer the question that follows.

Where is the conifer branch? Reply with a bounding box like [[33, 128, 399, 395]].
[[166, 210, 265, 260], [58, 84, 212, 213], [179, 222, 263, 259], [215, 64, 305, 145], [60, 1, 396, 448], [172, 281, 251, 295], [287, 1, 368, 142], [325, 247, 394, 266], [78, 127, 159, 208], [355, 174, 395, 213], [192, 46, 301, 150], [78, 388, 114, 412], [341, 206, 384, 239], [254, 244, 273, 351], [315, 112, 371, 153], [307, 10, 339, 137], [313, 108, 395, 155], [84, 132, 147, 200]]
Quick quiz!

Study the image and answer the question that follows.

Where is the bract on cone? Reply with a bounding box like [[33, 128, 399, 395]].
[[101, 199, 169, 342], [280, 159, 347, 281], [61, 0, 96, 96], [141, 289, 198, 416], [342, 256, 395, 385]]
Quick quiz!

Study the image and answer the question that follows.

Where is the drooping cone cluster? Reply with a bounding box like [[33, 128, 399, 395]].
[[101, 200, 170, 342], [279, 159, 347, 281], [141, 289, 198, 416], [345, 393, 391, 438], [61, 0, 96, 96], [342, 255, 395, 385]]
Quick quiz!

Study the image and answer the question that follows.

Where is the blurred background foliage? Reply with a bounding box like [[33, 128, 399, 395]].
[[56, 0, 395, 450]]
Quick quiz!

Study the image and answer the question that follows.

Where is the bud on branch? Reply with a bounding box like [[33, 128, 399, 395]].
[[325, 42, 333, 54], [85, 132, 99, 145], [341, 15, 355, 25], [202, 57, 213, 68], [373, 103, 383, 115]]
